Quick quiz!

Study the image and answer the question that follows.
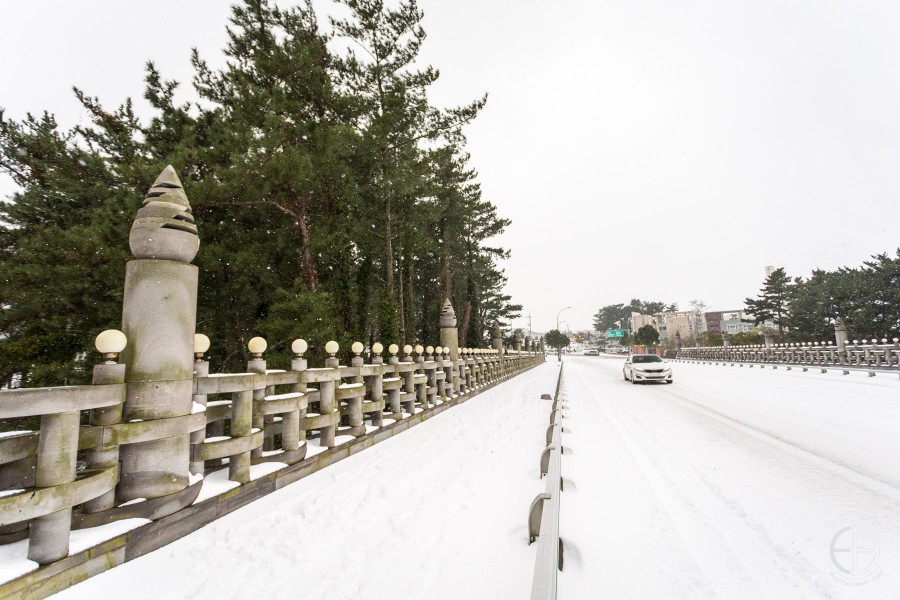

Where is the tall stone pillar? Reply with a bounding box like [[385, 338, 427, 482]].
[[118, 166, 199, 502], [674, 331, 682, 352], [440, 299, 459, 361], [834, 318, 849, 363], [492, 323, 503, 356]]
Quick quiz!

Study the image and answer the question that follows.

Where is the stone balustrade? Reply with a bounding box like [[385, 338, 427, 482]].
[[676, 336, 900, 370], [0, 166, 545, 598]]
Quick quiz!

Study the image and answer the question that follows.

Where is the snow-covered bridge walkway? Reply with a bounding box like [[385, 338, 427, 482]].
[[55, 356, 900, 599], [55, 362, 562, 600]]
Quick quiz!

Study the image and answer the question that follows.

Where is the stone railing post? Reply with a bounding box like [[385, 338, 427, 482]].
[[439, 300, 459, 361], [413, 344, 429, 410], [347, 342, 367, 436], [118, 166, 198, 504], [187, 334, 210, 476], [764, 331, 775, 360], [834, 318, 849, 364], [384, 344, 402, 419], [82, 331, 128, 514], [425, 346, 438, 406], [492, 323, 503, 359], [247, 337, 268, 458], [287, 339, 309, 460], [320, 341, 340, 447], [434, 347, 448, 402], [367, 342, 385, 426]]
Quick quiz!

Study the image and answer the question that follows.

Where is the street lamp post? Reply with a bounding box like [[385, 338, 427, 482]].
[[555, 306, 571, 362]]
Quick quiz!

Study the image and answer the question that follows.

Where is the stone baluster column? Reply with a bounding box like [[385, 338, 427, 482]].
[[463, 349, 473, 391], [348, 342, 366, 436], [401, 344, 416, 414], [288, 339, 309, 461], [387, 344, 402, 419], [441, 346, 455, 399], [31, 332, 127, 563], [188, 334, 210, 476], [247, 337, 267, 458], [229, 386, 253, 484], [425, 346, 438, 405], [83, 330, 128, 514], [320, 341, 340, 447], [368, 343, 385, 426], [118, 166, 199, 504], [434, 347, 448, 401], [413, 344, 429, 410], [29, 409, 81, 564]]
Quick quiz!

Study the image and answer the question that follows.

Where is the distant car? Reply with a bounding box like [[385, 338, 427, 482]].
[[583, 348, 599, 356], [623, 354, 673, 384]]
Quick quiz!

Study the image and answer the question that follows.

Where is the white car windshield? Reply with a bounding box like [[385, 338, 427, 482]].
[[632, 355, 662, 364]]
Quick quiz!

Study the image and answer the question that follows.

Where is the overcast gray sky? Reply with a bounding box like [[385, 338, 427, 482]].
[[3, 1, 900, 333]]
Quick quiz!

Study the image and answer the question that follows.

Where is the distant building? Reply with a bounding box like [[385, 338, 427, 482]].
[[705, 310, 775, 335], [653, 311, 705, 342], [765, 266, 776, 278], [705, 310, 752, 334], [630, 312, 658, 333]]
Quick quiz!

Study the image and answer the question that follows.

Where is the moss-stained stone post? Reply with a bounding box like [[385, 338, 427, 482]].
[[368, 343, 385, 427], [247, 337, 268, 457], [423, 346, 436, 405], [440, 300, 459, 362], [401, 345, 416, 414], [386, 344, 402, 419], [492, 323, 503, 358], [83, 336, 128, 514], [289, 339, 309, 460], [118, 166, 199, 503], [320, 341, 340, 448], [434, 347, 448, 401], [348, 342, 366, 436], [413, 344, 429, 410], [834, 318, 849, 364], [28, 409, 80, 564], [764, 331, 775, 361], [188, 334, 210, 476]]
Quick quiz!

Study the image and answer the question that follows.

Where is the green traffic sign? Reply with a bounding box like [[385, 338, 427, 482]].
[[605, 329, 625, 338]]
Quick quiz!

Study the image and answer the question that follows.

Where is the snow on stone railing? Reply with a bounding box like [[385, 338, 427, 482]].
[[676, 336, 900, 370], [0, 166, 546, 599]]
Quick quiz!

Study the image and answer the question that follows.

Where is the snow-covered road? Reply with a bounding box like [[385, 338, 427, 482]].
[[50, 355, 900, 599], [559, 356, 900, 599]]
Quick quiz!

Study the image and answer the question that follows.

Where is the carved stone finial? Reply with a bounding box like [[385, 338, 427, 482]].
[[440, 299, 457, 328], [492, 322, 502, 338], [129, 165, 199, 263]]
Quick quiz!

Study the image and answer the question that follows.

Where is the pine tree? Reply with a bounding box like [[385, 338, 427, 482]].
[[744, 267, 792, 336]]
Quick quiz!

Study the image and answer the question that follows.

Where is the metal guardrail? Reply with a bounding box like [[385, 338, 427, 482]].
[[529, 364, 565, 599]]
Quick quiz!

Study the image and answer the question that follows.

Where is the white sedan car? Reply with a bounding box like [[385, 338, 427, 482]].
[[623, 354, 673, 384]]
